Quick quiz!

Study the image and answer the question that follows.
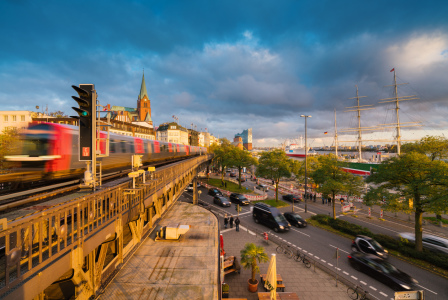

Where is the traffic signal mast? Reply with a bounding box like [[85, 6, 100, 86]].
[[71, 84, 100, 189], [71, 84, 96, 161]]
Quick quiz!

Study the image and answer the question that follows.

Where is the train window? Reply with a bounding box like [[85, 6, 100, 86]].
[[144, 142, 148, 153], [121, 141, 126, 153], [130, 142, 134, 153], [110, 141, 116, 153], [150, 142, 154, 153]]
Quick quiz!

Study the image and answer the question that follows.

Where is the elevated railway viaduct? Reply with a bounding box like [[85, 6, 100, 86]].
[[0, 155, 212, 300]]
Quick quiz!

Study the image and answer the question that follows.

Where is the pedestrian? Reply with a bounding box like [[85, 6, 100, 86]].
[[229, 215, 234, 228], [322, 196, 325, 204], [272, 179, 274, 185], [225, 181, 227, 188], [235, 217, 240, 232], [224, 214, 229, 229], [328, 197, 332, 206], [313, 194, 316, 202]]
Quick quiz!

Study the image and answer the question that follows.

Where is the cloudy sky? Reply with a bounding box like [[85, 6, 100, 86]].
[[1, 0, 447, 147]]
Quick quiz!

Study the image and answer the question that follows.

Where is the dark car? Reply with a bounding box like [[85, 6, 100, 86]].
[[213, 196, 231, 207], [208, 188, 223, 197], [238, 177, 246, 182], [230, 172, 237, 177], [351, 235, 388, 259], [229, 193, 250, 205], [282, 194, 300, 203], [348, 252, 418, 291], [253, 203, 291, 232], [283, 212, 307, 228]]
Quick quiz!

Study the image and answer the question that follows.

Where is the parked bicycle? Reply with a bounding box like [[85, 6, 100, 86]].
[[293, 251, 311, 268], [347, 285, 368, 300], [276, 243, 293, 259]]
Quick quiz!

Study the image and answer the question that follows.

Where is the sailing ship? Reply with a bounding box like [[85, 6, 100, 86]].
[[335, 68, 421, 176]]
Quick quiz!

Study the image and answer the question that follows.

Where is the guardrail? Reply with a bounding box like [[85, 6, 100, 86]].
[[0, 154, 212, 299]]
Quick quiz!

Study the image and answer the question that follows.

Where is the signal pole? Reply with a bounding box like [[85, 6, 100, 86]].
[[71, 84, 97, 189]]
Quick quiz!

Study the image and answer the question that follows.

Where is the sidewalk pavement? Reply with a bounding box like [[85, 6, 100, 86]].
[[220, 225, 349, 300]]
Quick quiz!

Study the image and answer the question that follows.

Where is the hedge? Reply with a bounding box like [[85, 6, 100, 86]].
[[311, 214, 448, 270]]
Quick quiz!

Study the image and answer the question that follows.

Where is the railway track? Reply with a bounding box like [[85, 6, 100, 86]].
[[0, 157, 190, 215]]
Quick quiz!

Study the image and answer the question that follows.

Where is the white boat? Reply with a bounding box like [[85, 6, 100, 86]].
[[284, 137, 316, 158]]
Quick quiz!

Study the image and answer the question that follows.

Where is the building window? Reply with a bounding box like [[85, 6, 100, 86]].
[[21, 115, 25, 121], [4, 116, 8, 122], [170, 126, 176, 129], [12, 116, 16, 122]]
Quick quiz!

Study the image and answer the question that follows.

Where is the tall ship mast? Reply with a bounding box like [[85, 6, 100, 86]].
[[334, 68, 422, 174], [378, 68, 421, 155]]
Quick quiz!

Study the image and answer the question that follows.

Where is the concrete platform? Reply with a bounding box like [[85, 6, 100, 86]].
[[100, 202, 219, 300]]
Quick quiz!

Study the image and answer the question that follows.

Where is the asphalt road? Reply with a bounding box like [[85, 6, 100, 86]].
[[180, 184, 447, 300]]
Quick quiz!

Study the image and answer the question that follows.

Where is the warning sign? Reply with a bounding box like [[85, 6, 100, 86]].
[[82, 147, 90, 157]]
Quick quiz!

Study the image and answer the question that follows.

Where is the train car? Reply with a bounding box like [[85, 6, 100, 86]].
[[5, 122, 207, 182]]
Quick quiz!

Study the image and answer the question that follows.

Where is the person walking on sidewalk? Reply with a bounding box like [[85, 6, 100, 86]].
[[224, 214, 229, 229], [229, 215, 234, 228], [235, 217, 240, 232]]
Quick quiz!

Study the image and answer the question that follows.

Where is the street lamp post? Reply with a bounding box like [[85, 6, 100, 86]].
[[300, 114, 312, 213]]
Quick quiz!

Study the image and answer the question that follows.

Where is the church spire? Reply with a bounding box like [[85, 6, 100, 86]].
[[139, 71, 148, 100]]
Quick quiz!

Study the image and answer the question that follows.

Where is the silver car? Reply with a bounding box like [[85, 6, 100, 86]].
[[399, 232, 448, 254]]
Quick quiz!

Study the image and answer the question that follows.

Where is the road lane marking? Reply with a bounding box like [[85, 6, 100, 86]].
[[303, 250, 307, 253], [343, 271, 349, 275], [329, 244, 350, 254], [360, 281, 367, 285], [369, 286, 377, 291], [379, 292, 388, 297], [291, 227, 311, 237], [314, 256, 320, 259], [327, 263, 333, 267], [335, 268, 341, 271], [416, 284, 437, 295], [351, 276, 358, 280], [321, 259, 326, 263]]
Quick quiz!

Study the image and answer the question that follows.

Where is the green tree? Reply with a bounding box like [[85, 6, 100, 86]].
[[401, 135, 448, 221], [240, 242, 269, 285], [401, 135, 448, 161], [310, 154, 362, 219], [49, 110, 67, 118], [256, 149, 293, 201], [366, 152, 448, 252], [209, 139, 233, 184], [227, 147, 258, 189], [0, 127, 20, 171]]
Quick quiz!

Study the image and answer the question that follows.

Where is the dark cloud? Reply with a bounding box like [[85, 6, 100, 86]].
[[1, 0, 447, 146]]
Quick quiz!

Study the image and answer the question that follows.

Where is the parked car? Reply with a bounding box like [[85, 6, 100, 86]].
[[213, 196, 231, 207], [230, 172, 237, 177], [348, 252, 418, 291], [351, 235, 388, 259], [282, 194, 300, 202], [398, 232, 448, 254], [253, 203, 290, 232], [283, 212, 307, 228], [208, 188, 223, 197], [256, 184, 268, 192], [229, 193, 250, 205]]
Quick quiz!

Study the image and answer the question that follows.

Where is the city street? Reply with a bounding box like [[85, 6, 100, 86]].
[[181, 183, 447, 300]]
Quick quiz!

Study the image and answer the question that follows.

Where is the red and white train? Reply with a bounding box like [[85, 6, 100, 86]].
[[5, 122, 207, 181]]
